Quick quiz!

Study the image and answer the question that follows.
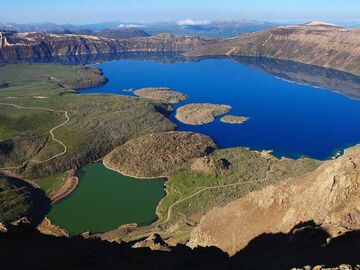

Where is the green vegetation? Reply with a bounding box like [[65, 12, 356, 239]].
[[0, 106, 63, 140], [0, 175, 32, 223], [0, 63, 175, 189], [0, 64, 105, 93], [32, 173, 66, 194], [115, 147, 322, 243], [157, 148, 322, 224]]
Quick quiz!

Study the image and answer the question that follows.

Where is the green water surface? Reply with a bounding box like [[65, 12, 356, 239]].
[[48, 163, 165, 236]]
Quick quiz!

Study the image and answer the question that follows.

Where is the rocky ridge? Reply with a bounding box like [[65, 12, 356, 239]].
[[188, 145, 360, 255], [2, 23, 360, 76], [187, 22, 360, 76], [0, 31, 212, 60]]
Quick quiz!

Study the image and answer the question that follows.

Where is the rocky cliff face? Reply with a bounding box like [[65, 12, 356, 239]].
[[188, 145, 360, 256], [0, 31, 212, 60], [188, 22, 360, 76], [2, 23, 360, 76]]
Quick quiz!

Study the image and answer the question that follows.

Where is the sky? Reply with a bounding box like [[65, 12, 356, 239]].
[[1, 0, 360, 24]]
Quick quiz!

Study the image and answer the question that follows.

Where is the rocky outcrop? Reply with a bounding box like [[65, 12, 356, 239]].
[[293, 265, 359, 270], [103, 131, 217, 178], [190, 156, 228, 176], [132, 233, 171, 251], [176, 103, 232, 125], [36, 217, 68, 237], [134, 87, 188, 104], [188, 22, 360, 76], [188, 145, 360, 256], [0, 222, 7, 233], [0, 31, 212, 60]]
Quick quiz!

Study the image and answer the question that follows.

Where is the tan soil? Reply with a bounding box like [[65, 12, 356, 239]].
[[134, 88, 188, 104], [188, 145, 360, 256], [37, 217, 69, 237], [220, 115, 249, 124], [49, 171, 79, 204], [190, 156, 228, 176], [176, 103, 232, 125], [103, 131, 217, 178]]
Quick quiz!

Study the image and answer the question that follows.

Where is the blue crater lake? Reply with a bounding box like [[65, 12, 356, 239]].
[[79, 55, 360, 160]]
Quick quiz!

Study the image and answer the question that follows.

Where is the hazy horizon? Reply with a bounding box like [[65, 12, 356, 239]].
[[1, 0, 360, 25]]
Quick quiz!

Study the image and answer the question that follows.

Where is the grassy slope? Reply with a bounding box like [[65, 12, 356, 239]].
[[0, 175, 32, 223], [114, 147, 322, 244], [32, 173, 66, 194], [0, 64, 175, 186]]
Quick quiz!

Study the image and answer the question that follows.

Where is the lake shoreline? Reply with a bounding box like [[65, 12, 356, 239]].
[[50, 175, 79, 205], [48, 163, 166, 236]]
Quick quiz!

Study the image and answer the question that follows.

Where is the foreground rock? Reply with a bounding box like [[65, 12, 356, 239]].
[[132, 233, 171, 251], [36, 217, 68, 237], [188, 145, 360, 255], [103, 131, 217, 178], [0, 223, 7, 233], [176, 103, 232, 125], [134, 88, 188, 104], [220, 115, 249, 124]]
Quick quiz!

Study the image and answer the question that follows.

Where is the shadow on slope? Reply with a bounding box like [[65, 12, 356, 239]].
[[0, 221, 359, 270], [0, 175, 51, 227]]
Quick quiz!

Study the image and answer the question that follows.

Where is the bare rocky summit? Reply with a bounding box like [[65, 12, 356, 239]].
[[134, 87, 188, 104], [190, 156, 228, 176], [220, 115, 249, 124], [188, 145, 360, 255], [103, 131, 217, 178], [176, 103, 232, 125]]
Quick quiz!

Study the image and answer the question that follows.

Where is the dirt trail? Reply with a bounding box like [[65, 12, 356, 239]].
[[0, 102, 69, 170], [158, 165, 274, 225]]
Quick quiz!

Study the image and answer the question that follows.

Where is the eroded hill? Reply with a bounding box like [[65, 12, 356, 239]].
[[187, 22, 360, 76], [188, 145, 360, 256]]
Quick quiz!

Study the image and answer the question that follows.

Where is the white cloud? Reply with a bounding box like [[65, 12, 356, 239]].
[[118, 24, 146, 28], [177, 19, 210, 26]]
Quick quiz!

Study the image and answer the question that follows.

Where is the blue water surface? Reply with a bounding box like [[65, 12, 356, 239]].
[[80, 57, 360, 160]]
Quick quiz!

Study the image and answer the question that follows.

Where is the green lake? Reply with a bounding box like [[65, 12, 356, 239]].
[[48, 163, 165, 236]]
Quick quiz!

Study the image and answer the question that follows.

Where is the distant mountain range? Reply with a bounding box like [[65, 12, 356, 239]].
[[97, 28, 150, 39], [0, 20, 281, 38], [1, 21, 360, 76], [142, 20, 281, 38]]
